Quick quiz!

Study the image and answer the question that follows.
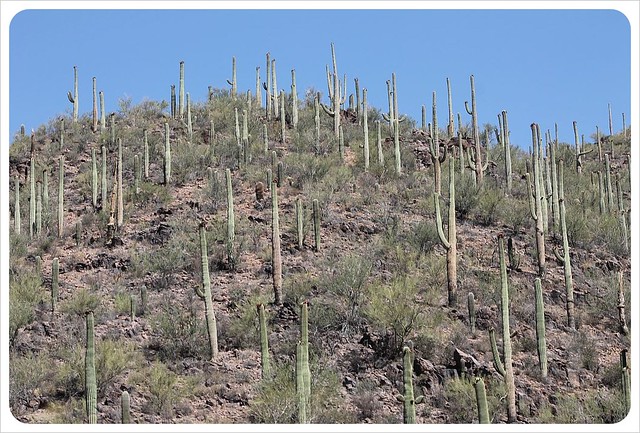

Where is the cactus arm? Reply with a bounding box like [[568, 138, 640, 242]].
[[464, 100, 472, 115], [434, 193, 450, 249], [489, 328, 506, 376], [526, 173, 537, 220], [320, 103, 335, 116]]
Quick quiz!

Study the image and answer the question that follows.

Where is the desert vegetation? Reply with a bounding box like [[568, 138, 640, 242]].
[[8, 44, 631, 424]]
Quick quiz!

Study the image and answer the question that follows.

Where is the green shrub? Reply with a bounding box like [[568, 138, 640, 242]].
[[535, 389, 627, 423], [152, 293, 207, 360], [364, 275, 425, 355], [9, 266, 44, 345], [59, 287, 101, 316], [9, 351, 52, 415]]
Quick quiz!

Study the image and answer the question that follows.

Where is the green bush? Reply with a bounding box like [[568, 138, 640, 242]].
[[364, 275, 425, 355], [534, 389, 627, 423], [9, 265, 44, 345]]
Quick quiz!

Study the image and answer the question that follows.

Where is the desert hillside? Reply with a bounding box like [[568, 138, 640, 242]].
[[7, 59, 632, 425]]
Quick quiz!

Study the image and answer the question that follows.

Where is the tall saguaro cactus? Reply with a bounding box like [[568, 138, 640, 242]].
[[257, 303, 271, 379], [465, 75, 484, 184], [428, 91, 447, 194], [312, 199, 320, 252], [446, 77, 455, 138], [527, 124, 546, 277], [92, 77, 98, 133], [398, 346, 423, 423], [501, 111, 513, 193], [291, 69, 299, 129], [57, 156, 64, 238], [14, 177, 21, 234], [321, 42, 346, 138], [498, 236, 517, 423], [558, 160, 575, 329], [85, 311, 97, 424], [435, 155, 458, 307], [195, 223, 219, 360], [91, 149, 98, 209], [617, 271, 629, 335], [272, 178, 283, 305], [225, 168, 235, 267], [362, 88, 370, 171], [67, 66, 79, 123], [51, 257, 59, 312], [178, 61, 185, 119], [163, 123, 171, 185], [227, 56, 237, 99], [29, 155, 36, 237], [117, 138, 124, 228], [391, 73, 402, 174], [534, 278, 548, 378], [573, 121, 593, 174], [101, 145, 107, 208]]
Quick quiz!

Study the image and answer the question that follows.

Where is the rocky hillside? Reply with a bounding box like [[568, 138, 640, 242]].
[[7, 70, 632, 426]]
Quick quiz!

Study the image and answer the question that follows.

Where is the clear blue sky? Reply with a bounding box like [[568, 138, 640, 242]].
[[6, 7, 633, 149]]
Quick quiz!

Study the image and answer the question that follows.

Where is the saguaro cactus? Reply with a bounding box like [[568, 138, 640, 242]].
[[391, 74, 402, 174], [91, 149, 98, 208], [227, 56, 237, 99], [435, 155, 458, 307], [85, 311, 97, 424], [291, 69, 299, 129], [573, 121, 592, 174], [257, 303, 271, 379], [446, 78, 455, 138], [29, 155, 35, 237], [195, 223, 219, 360], [617, 271, 629, 335], [312, 199, 320, 252], [468, 292, 476, 333], [296, 301, 311, 423], [164, 123, 171, 185], [51, 257, 59, 312], [615, 174, 629, 253], [99, 91, 106, 130], [117, 138, 124, 228], [178, 61, 185, 119], [557, 160, 575, 329], [465, 75, 484, 185], [36, 182, 42, 235], [121, 390, 131, 423], [92, 77, 98, 132], [534, 278, 547, 378], [101, 145, 107, 208], [57, 156, 64, 238], [225, 168, 235, 267], [498, 236, 516, 422], [362, 88, 370, 171], [498, 236, 516, 423], [295, 198, 304, 249], [143, 129, 149, 179], [321, 43, 346, 138], [186, 93, 193, 143], [428, 91, 447, 194], [67, 65, 78, 123], [14, 177, 21, 234], [621, 349, 631, 413], [398, 346, 423, 423], [501, 111, 513, 193], [474, 377, 490, 424], [272, 178, 283, 305], [527, 124, 546, 277]]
